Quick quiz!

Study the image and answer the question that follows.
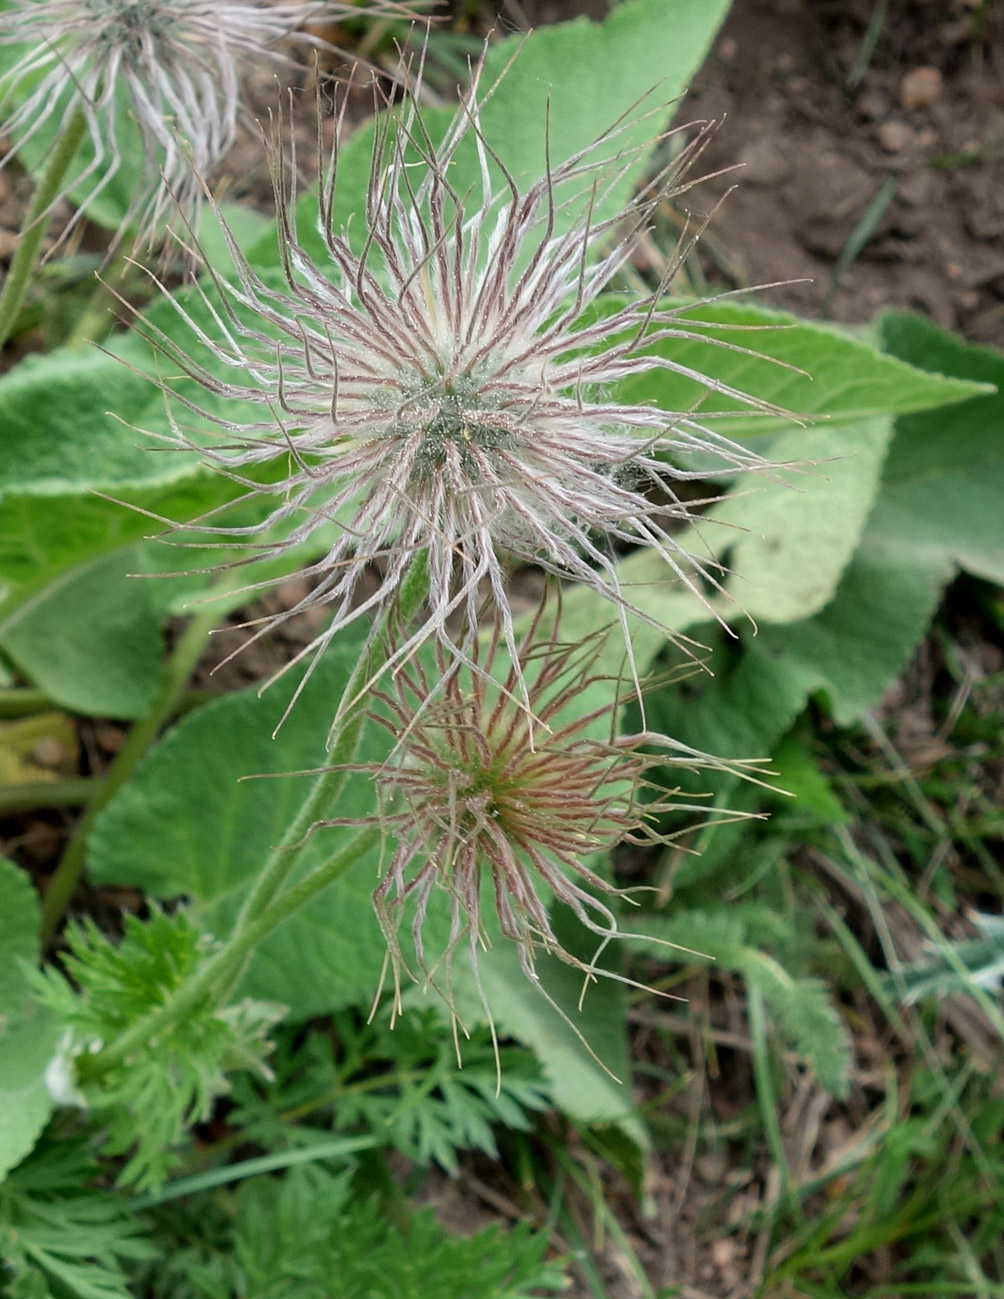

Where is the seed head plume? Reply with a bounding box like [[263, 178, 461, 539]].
[[138, 50, 787, 717], [323, 604, 770, 1025], [0, 0, 414, 244]]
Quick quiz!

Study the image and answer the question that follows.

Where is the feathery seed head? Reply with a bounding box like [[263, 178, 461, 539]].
[[348, 610, 767, 1009], [0, 0, 410, 242], [146, 57, 783, 703]]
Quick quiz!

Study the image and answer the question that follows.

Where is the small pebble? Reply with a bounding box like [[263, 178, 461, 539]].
[[898, 63, 940, 108], [31, 737, 64, 769], [719, 36, 738, 61], [901, 66, 943, 110], [878, 120, 914, 153]]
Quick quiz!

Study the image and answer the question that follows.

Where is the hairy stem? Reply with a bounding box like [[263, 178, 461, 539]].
[[79, 824, 381, 1081], [0, 688, 52, 718], [0, 107, 88, 350], [233, 554, 430, 932], [0, 777, 96, 815]]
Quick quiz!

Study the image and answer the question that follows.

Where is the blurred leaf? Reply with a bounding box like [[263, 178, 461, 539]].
[[629, 909, 851, 1096], [739, 952, 851, 1097], [149, 1164, 565, 1299], [87, 643, 443, 1017], [0, 548, 162, 718], [767, 733, 848, 826], [0, 1139, 154, 1299], [0, 858, 55, 1182], [0, 856, 40, 1012]]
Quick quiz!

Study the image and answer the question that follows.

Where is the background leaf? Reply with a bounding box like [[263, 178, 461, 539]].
[[87, 644, 443, 1017], [0, 858, 55, 1182], [0, 548, 162, 718], [446, 912, 648, 1151]]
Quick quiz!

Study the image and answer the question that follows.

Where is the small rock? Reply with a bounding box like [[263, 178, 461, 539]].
[[878, 120, 915, 153], [901, 65, 943, 110], [775, 52, 795, 74], [719, 36, 738, 61], [31, 737, 64, 769], [95, 724, 126, 755]]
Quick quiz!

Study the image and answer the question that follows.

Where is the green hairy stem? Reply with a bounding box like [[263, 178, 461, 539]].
[[0, 107, 88, 349]]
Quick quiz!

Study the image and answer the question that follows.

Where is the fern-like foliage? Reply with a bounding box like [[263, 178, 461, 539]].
[[628, 902, 853, 1096], [145, 1165, 566, 1299], [230, 1008, 552, 1174], [0, 1139, 153, 1299], [31, 907, 284, 1189]]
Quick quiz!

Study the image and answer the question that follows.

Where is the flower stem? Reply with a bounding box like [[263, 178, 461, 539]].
[[0, 688, 52, 718], [0, 106, 88, 350], [40, 588, 232, 944], [78, 824, 381, 1082], [0, 777, 96, 815], [233, 554, 430, 932]]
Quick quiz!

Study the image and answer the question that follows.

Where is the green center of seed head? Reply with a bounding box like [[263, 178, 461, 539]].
[[88, 0, 175, 44], [401, 377, 517, 476]]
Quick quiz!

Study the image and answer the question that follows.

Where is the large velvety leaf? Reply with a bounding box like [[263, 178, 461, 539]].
[[0, 859, 55, 1181], [0, 548, 162, 718], [873, 310, 1004, 584], [709, 416, 892, 624], [88, 644, 447, 1017], [248, 0, 732, 269], [0, 271, 293, 603], [555, 308, 990, 683], [616, 300, 991, 439]]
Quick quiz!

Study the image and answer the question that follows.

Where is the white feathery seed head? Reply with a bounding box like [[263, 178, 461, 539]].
[[0, 0, 411, 242], [141, 54, 789, 714]]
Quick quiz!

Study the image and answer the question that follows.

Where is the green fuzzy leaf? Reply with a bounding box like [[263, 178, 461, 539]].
[[0, 859, 55, 1183], [874, 310, 1004, 584], [710, 416, 893, 624], [0, 274, 283, 598], [0, 548, 162, 718], [0, 857, 39, 1015], [87, 644, 436, 1017], [553, 302, 987, 678], [617, 301, 990, 438], [753, 540, 949, 725], [32, 907, 283, 1190]]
